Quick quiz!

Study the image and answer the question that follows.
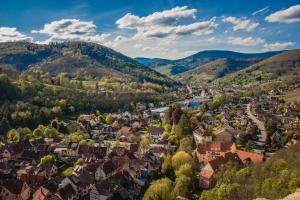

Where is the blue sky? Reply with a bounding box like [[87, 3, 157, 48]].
[[0, 0, 299, 59]]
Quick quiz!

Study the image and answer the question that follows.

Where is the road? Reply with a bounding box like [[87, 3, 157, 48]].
[[246, 103, 267, 144]]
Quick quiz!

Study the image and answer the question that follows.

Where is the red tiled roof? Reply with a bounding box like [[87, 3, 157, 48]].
[[235, 150, 264, 164], [197, 142, 233, 154]]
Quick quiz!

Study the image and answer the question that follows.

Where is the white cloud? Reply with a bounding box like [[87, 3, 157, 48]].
[[32, 19, 110, 44], [263, 42, 295, 51], [116, 6, 217, 40], [0, 27, 32, 42], [252, 6, 270, 16], [227, 36, 264, 46], [116, 6, 196, 29], [265, 5, 300, 23], [32, 19, 96, 36], [175, 17, 217, 36], [222, 16, 259, 32]]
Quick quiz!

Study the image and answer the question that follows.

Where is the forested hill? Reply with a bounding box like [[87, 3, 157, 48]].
[[0, 42, 177, 86]]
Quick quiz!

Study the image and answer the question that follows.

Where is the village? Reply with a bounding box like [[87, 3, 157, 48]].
[[0, 85, 300, 200]]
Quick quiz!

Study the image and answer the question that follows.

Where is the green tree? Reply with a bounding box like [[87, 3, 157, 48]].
[[40, 154, 55, 166], [7, 129, 20, 144], [173, 175, 191, 197], [172, 151, 193, 170], [174, 114, 192, 139], [143, 178, 174, 200], [19, 127, 33, 140], [105, 114, 112, 124], [44, 127, 58, 138], [179, 137, 194, 153], [265, 120, 278, 135], [97, 115, 103, 123], [33, 128, 44, 139], [161, 154, 174, 179], [140, 137, 151, 150], [175, 163, 193, 178], [288, 170, 300, 193], [51, 119, 59, 129]]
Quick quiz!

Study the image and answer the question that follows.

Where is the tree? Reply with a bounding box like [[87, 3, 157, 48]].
[[40, 154, 55, 166], [97, 115, 103, 123], [44, 127, 58, 138], [19, 127, 33, 140], [51, 119, 59, 129], [179, 137, 194, 153], [265, 120, 278, 135], [105, 114, 112, 124], [140, 137, 151, 150], [211, 93, 226, 109], [174, 114, 192, 139], [75, 158, 84, 166], [0, 116, 10, 136], [33, 128, 43, 139], [58, 123, 69, 134], [7, 129, 20, 144], [143, 178, 174, 200], [172, 151, 193, 170], [175, 163, 193, 178], [163, 105, 175, 126], [161, 154, 174, 179], [173, 175, 191, 197], [172, 108, 182, 125]]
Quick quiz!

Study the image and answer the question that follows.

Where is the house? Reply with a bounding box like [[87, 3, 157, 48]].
[[98, 125, 118, 138], [93, 146, 107, 159], [95, 156, 125, 181], [43, 164, 58, 177], [118, 126, 132, 141], [0, 179, 31, 200], [90, 179, 115, 200], [77, 171, 95, 196], [90, 179, 128, 200], [150, 107, 168, 119], [147, 126, 165, 139], [193, 127, 213, 144], [196, 141, 234, 163], [230, 143, 264, 165], [214, 126, 241, 142], [57, 183, 77, 200], [131, 121, 142, 131], [199, 152, 240, 188]]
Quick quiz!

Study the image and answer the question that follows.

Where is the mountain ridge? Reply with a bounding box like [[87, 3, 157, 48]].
[[0, 41, 177, 86], [135, 50, 283, 79]]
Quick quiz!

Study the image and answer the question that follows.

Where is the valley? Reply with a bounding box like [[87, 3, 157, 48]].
[[1, 41, 300, 200]]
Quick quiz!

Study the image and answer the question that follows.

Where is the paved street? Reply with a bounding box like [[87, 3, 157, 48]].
[[246, 103, 267, 144]]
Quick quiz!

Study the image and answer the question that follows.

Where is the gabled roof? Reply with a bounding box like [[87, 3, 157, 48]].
[[197, 142, 233, 154], [77, 170, 94, 187], [103, 157, 124, 175], [235, 150, 264, 164], [148, 126, 165, 135], [58, 183, 76, 199]]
